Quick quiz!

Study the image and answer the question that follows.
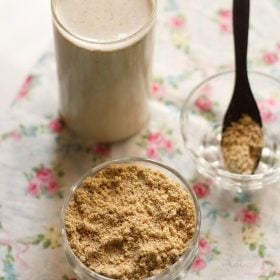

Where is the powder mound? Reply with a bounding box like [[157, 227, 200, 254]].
[[65, 164, 196, 280], [222, 115, 264, 174]]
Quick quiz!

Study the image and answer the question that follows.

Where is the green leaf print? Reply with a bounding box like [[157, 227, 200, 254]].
[[43, 239, 51, 249], [57, 170, 64, 178], [23, 172, 33, 181], [212, 248, 221, 255], [249, 243, 256, 251], [31, 234, 44, 245], [258, 244, 266, 258], [247, 203, 259, 213]]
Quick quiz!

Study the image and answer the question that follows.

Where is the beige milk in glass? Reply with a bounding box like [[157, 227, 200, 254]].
[[51, 0, 156, 142]]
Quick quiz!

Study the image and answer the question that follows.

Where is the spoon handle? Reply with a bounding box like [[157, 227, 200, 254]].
[[233, 0, 250, 81]]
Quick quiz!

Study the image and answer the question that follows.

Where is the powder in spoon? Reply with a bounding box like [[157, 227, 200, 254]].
[[65, 164, 196, 280], [222, 114, 264, 174]]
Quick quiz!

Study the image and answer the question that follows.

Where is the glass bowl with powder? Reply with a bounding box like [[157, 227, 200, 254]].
[[181, 71, 280, 191], [61, 158, 201, 280]]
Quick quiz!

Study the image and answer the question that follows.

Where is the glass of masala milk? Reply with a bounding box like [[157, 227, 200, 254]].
[[51, 0, 156, 143]]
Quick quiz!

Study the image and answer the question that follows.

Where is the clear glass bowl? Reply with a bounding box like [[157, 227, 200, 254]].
[[61, 158, 201, 280], [181, 71, 280, 191]]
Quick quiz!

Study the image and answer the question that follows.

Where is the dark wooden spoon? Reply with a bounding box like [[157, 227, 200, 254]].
[[223, 0, 262, 130], [222, 0, 263, 173]]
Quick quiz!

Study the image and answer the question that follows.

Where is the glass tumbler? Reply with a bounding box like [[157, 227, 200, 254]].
[[51, 1, 157, 143]]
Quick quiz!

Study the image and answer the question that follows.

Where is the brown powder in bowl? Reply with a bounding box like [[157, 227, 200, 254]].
[[222, 115, 264, 174], [65, 164, 196, 280]]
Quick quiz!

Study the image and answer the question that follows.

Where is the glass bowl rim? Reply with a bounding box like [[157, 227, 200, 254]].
[[61, 157, 201, 280], [180, 70, 280, 184]]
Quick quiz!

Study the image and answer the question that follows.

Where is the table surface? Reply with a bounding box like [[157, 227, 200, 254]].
[[1, 0, 280, 279]]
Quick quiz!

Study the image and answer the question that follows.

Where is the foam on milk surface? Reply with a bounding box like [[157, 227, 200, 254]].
[[55, 0, 153, 42]]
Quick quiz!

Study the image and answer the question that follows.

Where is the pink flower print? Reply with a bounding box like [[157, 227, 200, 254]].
[[8, 131, 22, 141], [92, 144, 111, 157], [48, 180, 59, 195], [49, 118, 65, 133], [263, 52, 278, 65], [170, 16, 185, 29], [148, 132, 164, 144], [162, 139, 174, 153], [193, 182, 210, 199], [194, 96, 213, 112], [192, 257, 207, 272], [239, 209, 259, 226], [220, 23, 231, 33], [266, 98, 278, 107], [151, 83, 164, 98], [147, 147, 160, 160], [201, 85, 212, 95], [258, 101, 277, 123], [18, 75, 33, 99], [27, 181, 40, 197], [199, 239, 211, 256], [36, 168, 55, 185], [219, 9, 232, 19], [261, 110, 276, 123], [219, 9, 232, 34]]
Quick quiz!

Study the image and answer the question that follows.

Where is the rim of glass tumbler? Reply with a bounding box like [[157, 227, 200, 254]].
[[61, 157, 201, 280], [51, 0, 157, 49], [180, 71, 280, 190]]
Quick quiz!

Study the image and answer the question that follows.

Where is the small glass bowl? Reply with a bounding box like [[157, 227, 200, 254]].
[[181, 71, 280, 191], [61, 158, 201, 280]]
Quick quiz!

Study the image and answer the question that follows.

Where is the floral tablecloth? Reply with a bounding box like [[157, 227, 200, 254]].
[[1, 0, 280, 279]]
